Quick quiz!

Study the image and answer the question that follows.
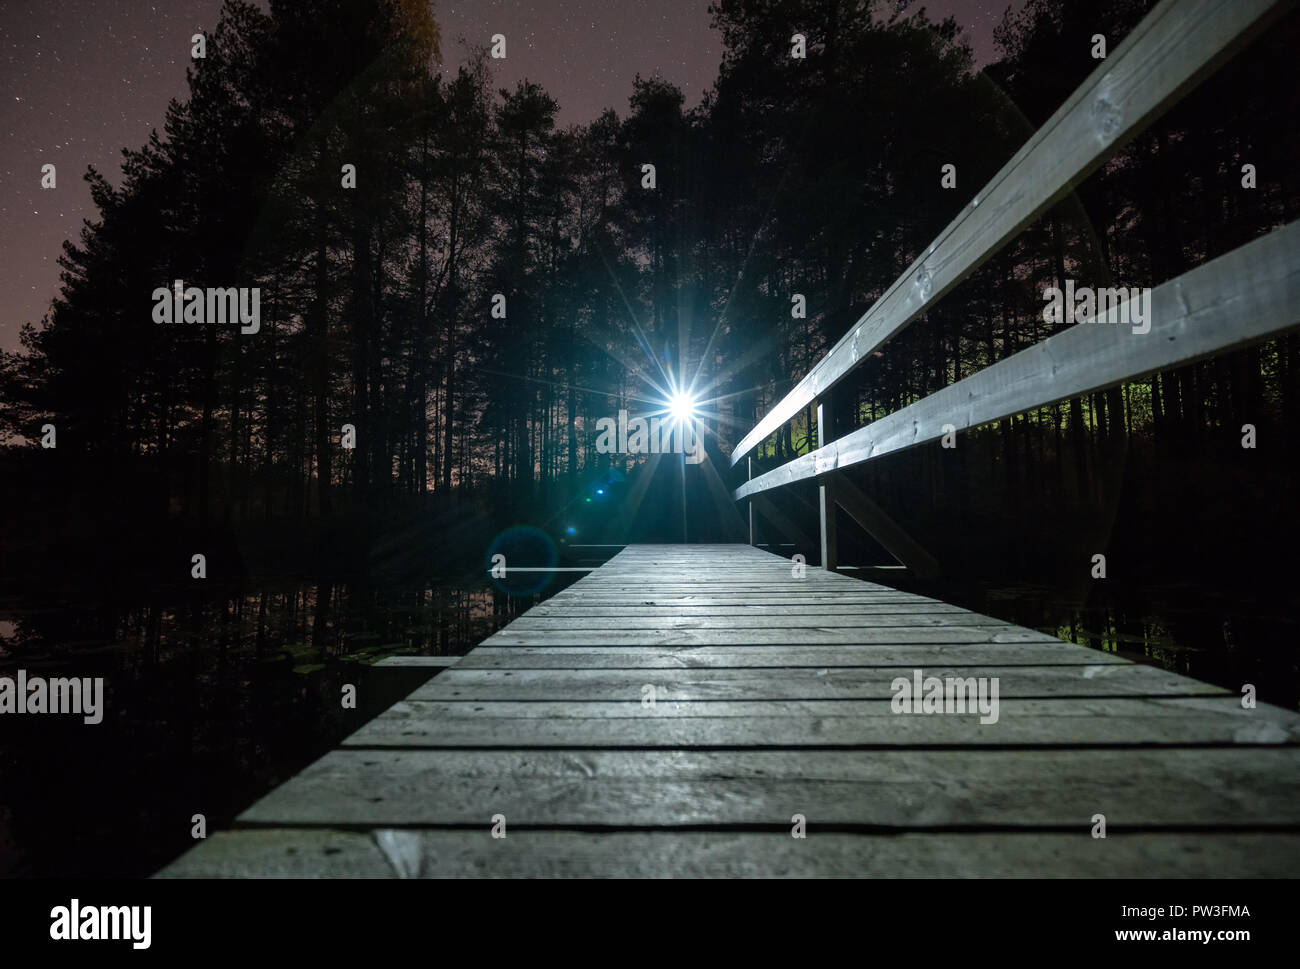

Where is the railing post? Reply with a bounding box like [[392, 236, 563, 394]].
[[817, 398, 838, 572], [747, 456, 755, 546]]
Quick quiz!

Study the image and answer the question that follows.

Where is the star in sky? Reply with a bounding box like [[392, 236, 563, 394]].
[[0, 0, 1012, 351]]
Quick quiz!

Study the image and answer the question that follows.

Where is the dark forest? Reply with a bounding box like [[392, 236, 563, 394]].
[[1, 0, 1298, 880]]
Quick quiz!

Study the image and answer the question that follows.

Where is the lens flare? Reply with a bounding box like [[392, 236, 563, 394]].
[[668, 392, 696, 422]]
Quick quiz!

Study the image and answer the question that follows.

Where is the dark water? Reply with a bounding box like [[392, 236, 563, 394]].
[[0, 560, 592, 878], [884, 571, 1300, 711], [1, 549, 1295, 877]]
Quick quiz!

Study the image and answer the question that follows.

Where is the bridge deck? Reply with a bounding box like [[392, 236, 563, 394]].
[[159, 544, 1300, 877]]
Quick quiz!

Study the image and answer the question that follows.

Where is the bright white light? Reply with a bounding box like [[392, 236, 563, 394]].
[[668, 392, 696, 422]]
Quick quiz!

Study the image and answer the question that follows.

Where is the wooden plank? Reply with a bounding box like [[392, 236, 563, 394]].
[[543, 598, 951, 603], [410, 664, 1226, 701], [738, 217, 1300, 499], [578, 569, 827, 575], [730, 0, 1290, 465], [548, 587, 932, 595], [500, 613, 1012, 629], [155, 829, 396, 878], [571, 575, 909, 584], [367, 654, 460, 709], [566, 567, 853, 573], [571, 577, 853, 583], [562, 581, 879, 589], [157, 829, 1300, 878], [551, 587, 915, 596], [525, 604, 970, 616], [748, 457, 756, 543], [234, 747, 1300, 827], [342, 696, 1300, 748], [455, 644, 1127, 667], [481, 627, 1068, 646], [542, 598, 941, 606], [340, 695, 1294, 722], [817, 399, 838, 570]]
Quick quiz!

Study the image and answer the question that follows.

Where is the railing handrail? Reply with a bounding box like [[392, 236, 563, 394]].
[[729, 0, 1291, 481], [735, 219, 1300, 500]]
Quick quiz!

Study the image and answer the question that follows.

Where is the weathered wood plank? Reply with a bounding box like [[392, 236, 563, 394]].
[[526, 604, 973, 616], [157, 829, 1300, 878], [543, 593, 930, 600], [341, 695, 1299, 748], [456, 643, 1126, 667], [342, 695, 1297, 722], [410, 664, 1226, 701], [559, 582, 870, 591], [481, 627, 1064, 646], [156, 829, 396, 878], [501, 613, 1012, 630], [235, 747, 1300, 827]]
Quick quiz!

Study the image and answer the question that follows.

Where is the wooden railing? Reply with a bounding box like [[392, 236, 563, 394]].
[[730, 0, 1299, 575]]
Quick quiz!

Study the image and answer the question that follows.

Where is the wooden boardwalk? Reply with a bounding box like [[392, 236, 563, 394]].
[[159, 544, 1300, 877]]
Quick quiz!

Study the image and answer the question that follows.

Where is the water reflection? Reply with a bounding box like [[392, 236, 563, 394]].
[[2, 563, 1295, 877], [932, 579, 1299, 711], [0, 570, 582, 878]]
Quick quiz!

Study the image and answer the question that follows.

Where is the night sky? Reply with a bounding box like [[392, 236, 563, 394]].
[[0, 0, 1012, 354]]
